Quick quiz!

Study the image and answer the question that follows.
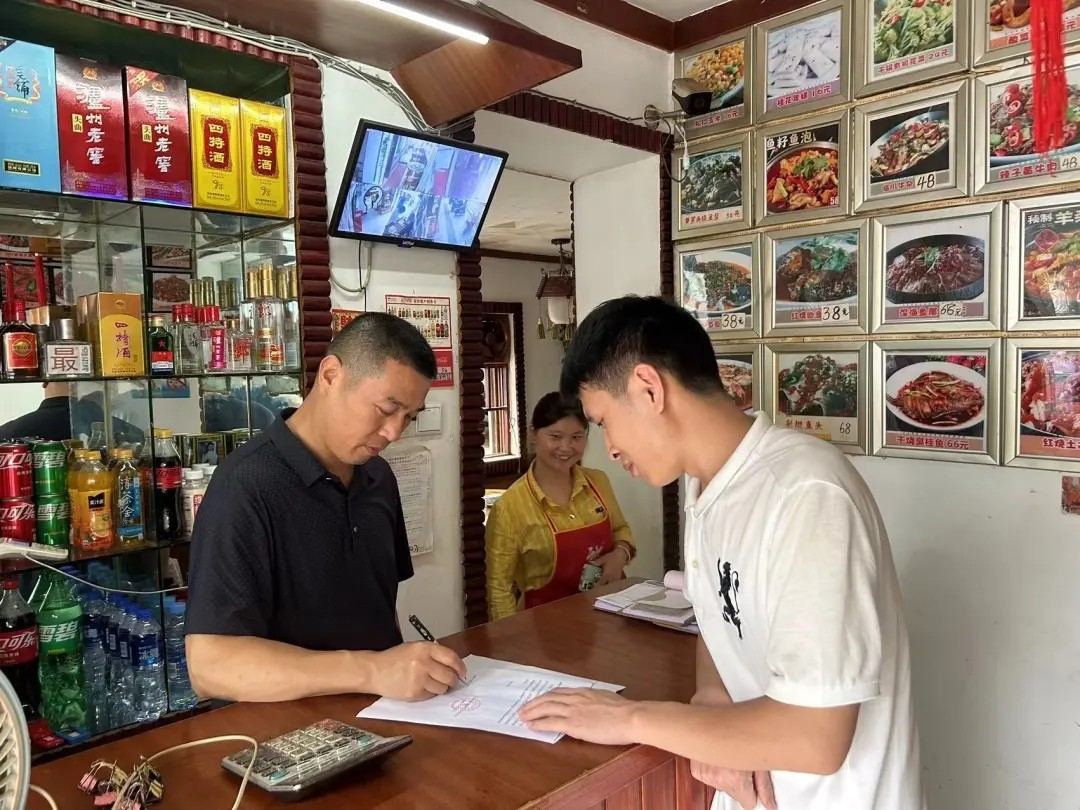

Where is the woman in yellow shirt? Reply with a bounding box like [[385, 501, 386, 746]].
[[486, 392, 634, 620]]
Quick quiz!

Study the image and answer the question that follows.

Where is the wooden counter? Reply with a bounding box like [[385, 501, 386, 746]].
[[30, 584, 715, 809]]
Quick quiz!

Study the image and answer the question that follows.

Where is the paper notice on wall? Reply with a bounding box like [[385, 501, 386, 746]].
[[383, 445, 434, 555]]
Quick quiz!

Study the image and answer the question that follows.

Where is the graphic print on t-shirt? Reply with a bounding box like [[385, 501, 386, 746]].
[[718, 560, 742, 639]]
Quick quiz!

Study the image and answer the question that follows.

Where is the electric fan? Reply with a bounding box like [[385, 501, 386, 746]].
[[0, 668, 30, 810]]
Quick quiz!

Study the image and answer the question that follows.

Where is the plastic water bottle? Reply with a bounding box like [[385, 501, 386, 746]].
[[79, 588, 110, 734], [131, 608, 166, 722], [164, 600, 197, 711], [110, 601, 136, 728], [35, 571, 86, 733]]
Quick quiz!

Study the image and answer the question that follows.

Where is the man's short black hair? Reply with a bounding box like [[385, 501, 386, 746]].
[[329, 311, 437, 381], [560, 296, 722, 398]]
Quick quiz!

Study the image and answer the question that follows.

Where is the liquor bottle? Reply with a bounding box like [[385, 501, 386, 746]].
[[225, 317, 253, 373], [219, 279, 241, 324], [147, 315, 174, 377], [1, 299, 40, 380], [152, 429, 183, 542], [239, 269, 259, 336], [43, 318, 93, 380], [201, 306, 227, 373], [255, 265, 284, 372], [174, 304, 202, 375], [277, 268, 301, 371]]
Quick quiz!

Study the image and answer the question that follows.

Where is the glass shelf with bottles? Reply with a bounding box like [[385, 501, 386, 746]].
[[1, 546, 207, 759], [0, 194, 301, 386]]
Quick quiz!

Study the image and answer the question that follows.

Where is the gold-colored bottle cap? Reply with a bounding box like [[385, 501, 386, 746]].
[[114, 448, 134, 459], [245, 269, 261, 300], [259, 265, 275, 298], [153, 428, 173, 438]]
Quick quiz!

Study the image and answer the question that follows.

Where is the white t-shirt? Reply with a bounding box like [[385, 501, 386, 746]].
[[683, 413, 923, 810]]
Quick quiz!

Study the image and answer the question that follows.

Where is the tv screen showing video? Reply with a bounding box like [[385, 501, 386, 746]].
[[329, 121, 508, 250]]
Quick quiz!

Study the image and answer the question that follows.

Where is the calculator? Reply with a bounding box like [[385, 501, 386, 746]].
[[221, 718, 412, 801]]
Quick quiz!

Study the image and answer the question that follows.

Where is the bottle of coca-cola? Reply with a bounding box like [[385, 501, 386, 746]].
[[0, 577, 41, 716]]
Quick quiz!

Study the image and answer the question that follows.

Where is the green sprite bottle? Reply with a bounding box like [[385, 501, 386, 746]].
[[36, 572, 86, 733]]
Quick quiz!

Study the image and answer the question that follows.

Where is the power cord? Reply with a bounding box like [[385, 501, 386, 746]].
[[26, 731, 258, 809], [113, 735, 258, 810], [29, 784, 58, 810]]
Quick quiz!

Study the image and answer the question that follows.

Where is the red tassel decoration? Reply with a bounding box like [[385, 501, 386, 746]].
[[1031, 0, 1068, 155], [33, 255, 47, 307]]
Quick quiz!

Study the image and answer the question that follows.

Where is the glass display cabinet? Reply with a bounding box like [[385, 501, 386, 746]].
[[0, 189, 301, 758]]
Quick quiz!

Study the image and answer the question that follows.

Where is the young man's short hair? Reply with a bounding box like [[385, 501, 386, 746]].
[[561, 296, 723, 398]]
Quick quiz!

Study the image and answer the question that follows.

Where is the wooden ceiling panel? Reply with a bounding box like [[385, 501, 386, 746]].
[[153, 0, 582, 125]]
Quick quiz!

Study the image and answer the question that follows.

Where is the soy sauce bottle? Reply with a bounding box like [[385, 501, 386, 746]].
[[151, 429, 182, 542]]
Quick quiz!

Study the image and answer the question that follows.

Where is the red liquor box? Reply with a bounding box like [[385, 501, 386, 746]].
[[55, 55, 128, 200], [125, 67, 192, 207]]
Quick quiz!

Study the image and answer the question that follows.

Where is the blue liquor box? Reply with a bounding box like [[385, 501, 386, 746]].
[[0, 38, 61, 193]]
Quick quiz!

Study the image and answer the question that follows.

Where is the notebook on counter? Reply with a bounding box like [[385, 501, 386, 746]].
[[594, 580, 699, 634]]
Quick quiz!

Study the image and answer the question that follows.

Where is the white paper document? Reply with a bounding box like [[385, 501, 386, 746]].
[[356, 654, 624, 744]]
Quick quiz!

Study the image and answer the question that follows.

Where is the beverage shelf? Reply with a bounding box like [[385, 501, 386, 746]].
[[0, 536, 192, 575]]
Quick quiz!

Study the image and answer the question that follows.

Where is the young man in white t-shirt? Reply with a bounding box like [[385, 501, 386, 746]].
[[520, 296, 923, 810]]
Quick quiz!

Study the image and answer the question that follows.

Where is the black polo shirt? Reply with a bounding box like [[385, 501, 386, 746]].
[[185, 411, 413, 652]]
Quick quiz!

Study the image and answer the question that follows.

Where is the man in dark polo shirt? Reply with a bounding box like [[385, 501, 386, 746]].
[[185, 312, 466, 703]]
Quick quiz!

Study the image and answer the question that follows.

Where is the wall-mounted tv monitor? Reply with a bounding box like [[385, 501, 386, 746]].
[[329, 120, 509, 251]]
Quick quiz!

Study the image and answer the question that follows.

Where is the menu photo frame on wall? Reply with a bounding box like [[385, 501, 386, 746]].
[[853, 0, 969, 97], [713, 341, 762, 415], [853, 79, 970, 213], [974, 0, 1080, 67], [1006, 192, 1080, 331], [756, 109, 850, 228], [1004, 337, 1080, 472], [871, 201, 1004, 333], [872, 338, 1002, 465], [675, 28, 753, 139], [766, 340, 868, 454], [762, 217, 869, 337], [755, 0, 851, 124], [674, 131, 752, 240], [675, 233, 760, 339], [974, 56, 1080, 195]]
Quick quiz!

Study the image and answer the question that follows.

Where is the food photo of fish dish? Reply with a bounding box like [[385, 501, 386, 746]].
[[777, 353, 858, 417], [767, 146, 840, 213]]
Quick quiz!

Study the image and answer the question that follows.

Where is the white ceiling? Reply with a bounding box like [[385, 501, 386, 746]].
[[480, 170, 570, 255], [625, 0, 726, 20], [475, 110, 649, 254]]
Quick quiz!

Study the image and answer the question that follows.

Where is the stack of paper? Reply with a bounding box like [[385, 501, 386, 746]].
[[595, 581, 699, 633], [357, 654, 624, 744]]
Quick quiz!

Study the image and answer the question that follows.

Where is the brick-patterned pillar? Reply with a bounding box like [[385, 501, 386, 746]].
[[659, 142, 681, 572], [457, 252, 488, 627], [288, 57, 332, 391]]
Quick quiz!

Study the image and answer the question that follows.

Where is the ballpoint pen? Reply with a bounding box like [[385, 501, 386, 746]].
[[408, 614, 469, 687]]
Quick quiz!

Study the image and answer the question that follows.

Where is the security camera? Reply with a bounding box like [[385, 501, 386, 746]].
[[671, 78, 712, 117]]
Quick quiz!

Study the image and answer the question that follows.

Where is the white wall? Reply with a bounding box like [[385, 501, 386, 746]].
[[482, 0, 673, 120], [480, 257, 565, 420], [0, 382, 46, 430], [572, 155, 664, 580], [321, 65, 464, 638], [850, 456, 1080, 810]]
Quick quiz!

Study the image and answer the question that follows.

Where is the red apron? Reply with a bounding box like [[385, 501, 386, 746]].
[[524, 476, 615, 609]]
